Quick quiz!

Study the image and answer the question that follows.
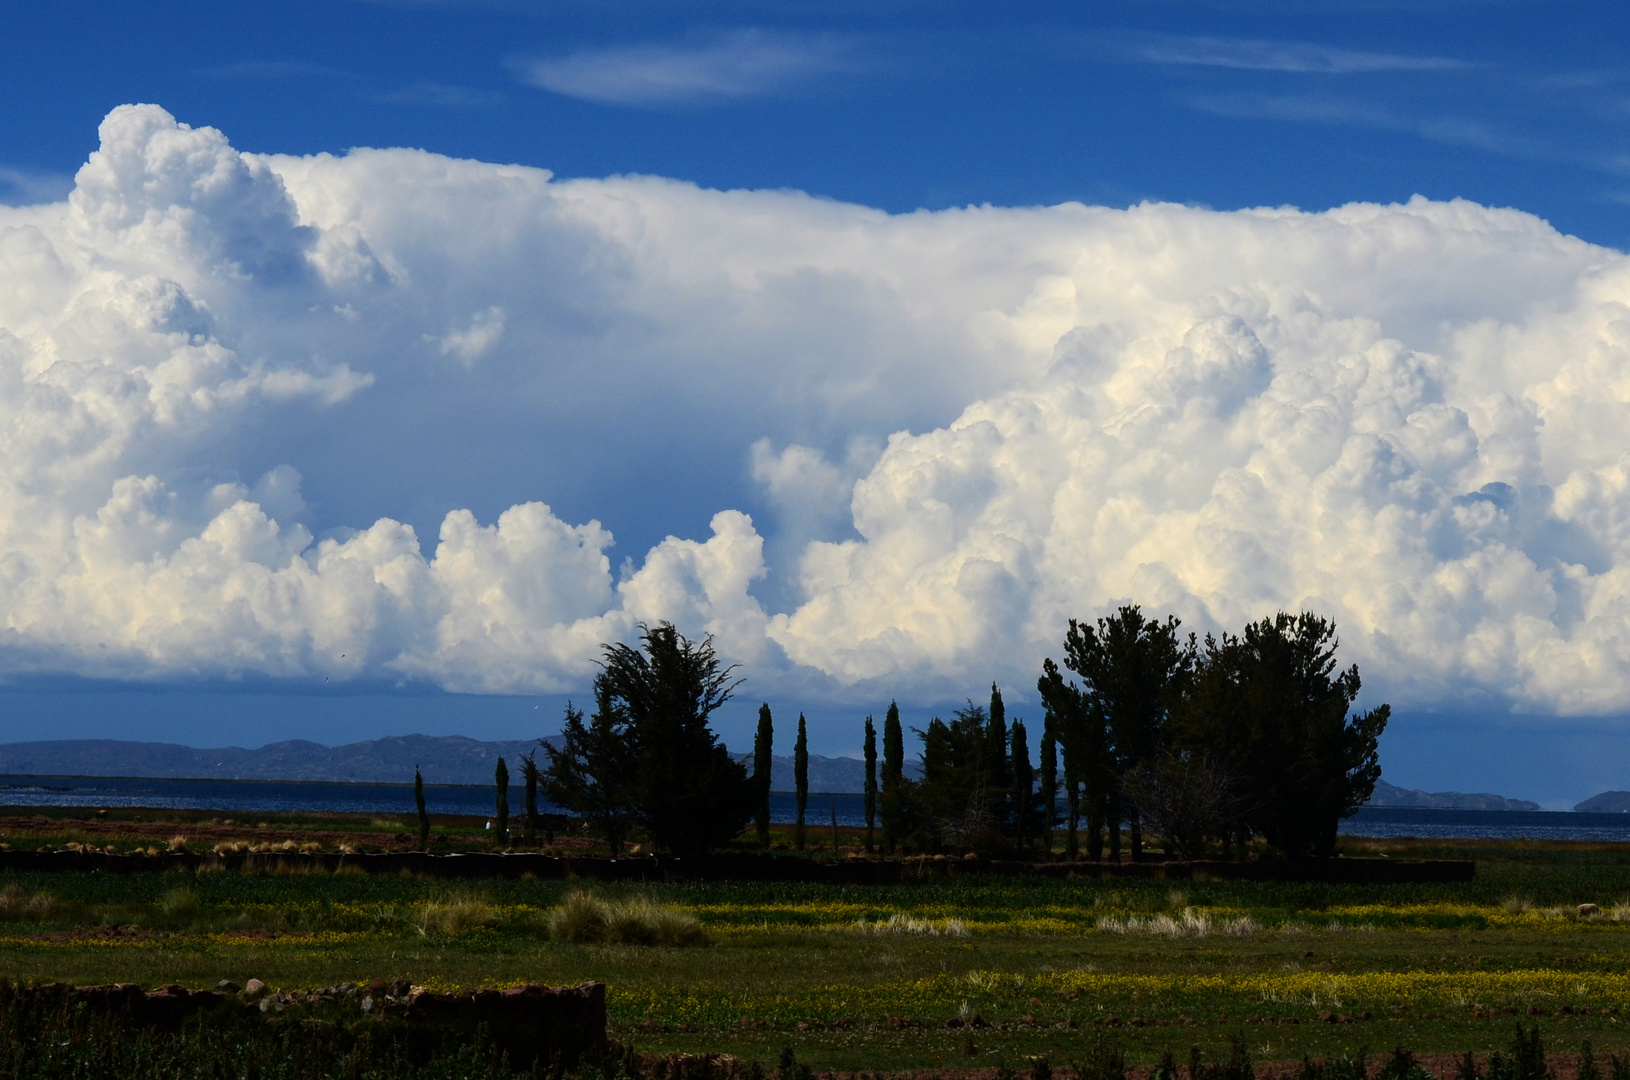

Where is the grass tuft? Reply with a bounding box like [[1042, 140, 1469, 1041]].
[[547, 890, 708, 946], [415, 895, 498, 936], [0, 884, 59, 923]]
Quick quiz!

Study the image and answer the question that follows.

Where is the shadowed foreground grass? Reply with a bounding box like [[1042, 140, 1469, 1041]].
[[4, 832, 1630, 1070]]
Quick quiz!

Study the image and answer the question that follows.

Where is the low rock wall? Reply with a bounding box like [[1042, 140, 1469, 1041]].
[[3, 979, 607, 1067], [0, 848, 1472, 882]]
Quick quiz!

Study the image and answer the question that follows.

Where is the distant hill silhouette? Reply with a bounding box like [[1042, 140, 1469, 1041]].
[[1365, 778, 1539, 811], [1574, 791, 1630, 813], [0, 736, 890, 791], [3, 737, 1524, 805]]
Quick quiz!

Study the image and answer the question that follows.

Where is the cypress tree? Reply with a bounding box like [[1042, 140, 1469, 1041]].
[[521, 752, 540, 845], [881, 701, 904, 853], [414, 766, 430, 851], [1039, 720, 1059, 856], [494, 757, 510, 845], [1010, 719, 1034, 850], [754, 703, 774, 850], [862, 715, 878, 854], [794, 714, 809, 850], [593, 623, 752, 855], [985, 683, 1011, 827]]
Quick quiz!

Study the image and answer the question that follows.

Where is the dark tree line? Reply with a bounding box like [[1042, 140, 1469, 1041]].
[[534, 607, 1386, 861]]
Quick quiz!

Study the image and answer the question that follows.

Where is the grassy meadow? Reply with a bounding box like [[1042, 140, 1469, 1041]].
[[5, 816, 1630, 1072]]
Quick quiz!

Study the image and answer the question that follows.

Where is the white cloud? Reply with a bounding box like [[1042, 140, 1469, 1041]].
[[11, 104, 1630, 720], [1134, 34, 1468, 75], [437, 306, 504, 366], [516, 30, 853, 106]]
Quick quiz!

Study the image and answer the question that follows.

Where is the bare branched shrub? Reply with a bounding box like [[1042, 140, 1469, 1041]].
[[1123, 753, 1243, 860]]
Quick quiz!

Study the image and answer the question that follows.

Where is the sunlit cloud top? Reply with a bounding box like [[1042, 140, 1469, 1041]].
[[3, 105, 1630, 723]]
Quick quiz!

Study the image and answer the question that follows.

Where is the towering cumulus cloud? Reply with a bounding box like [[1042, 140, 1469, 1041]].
[[1, 104, 1628, 715]]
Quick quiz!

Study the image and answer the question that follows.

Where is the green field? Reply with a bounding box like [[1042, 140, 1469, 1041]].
[[5, 824, 1630, 1073]]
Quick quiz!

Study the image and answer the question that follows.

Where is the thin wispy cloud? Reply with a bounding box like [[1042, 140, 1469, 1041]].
[[516, 29, 855, 106], [0, 166, 74, 205], [196, 61, 500, 108], [1186, 91, 1546, 159], [1135, 34, 1468, 74]]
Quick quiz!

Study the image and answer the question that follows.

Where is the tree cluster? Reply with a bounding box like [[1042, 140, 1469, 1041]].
[[536, 607, 1386, 862], [1037, 606, 1388, 860], [869, 687, 1053, 856]]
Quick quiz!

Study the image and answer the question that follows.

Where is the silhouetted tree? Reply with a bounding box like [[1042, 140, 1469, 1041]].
[[1010, 719, 1038, 850], [754, 703, 774, 850], [1039, 658, 1103, 858], [881, 701, 906, 854], [521, 752, 540, 845], [1053, 606, 1194, 860], [794, 714, 809, 850], [598, 622, 754, 855], [494, 757, 510, 845], [1171, 612, 1387, 859], [985, 683, 1011, 831], [1039, 718, 1059, 854], [414, 766, 430, 851], [916, 702, 1008, 852], [542, 682, 635, 854], [863, 715, 878, 854]]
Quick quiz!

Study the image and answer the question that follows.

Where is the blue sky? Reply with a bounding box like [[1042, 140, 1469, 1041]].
[[5, 1, 1629, 248], [4, 1, 1630, 806]]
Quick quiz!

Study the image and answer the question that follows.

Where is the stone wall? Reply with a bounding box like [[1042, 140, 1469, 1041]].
[[0, 848, 1473, 883], [2, 979, 607, 1068]]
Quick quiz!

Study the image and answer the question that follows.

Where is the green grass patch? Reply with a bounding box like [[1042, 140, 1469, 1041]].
[[5, 834, 1630, 1070]]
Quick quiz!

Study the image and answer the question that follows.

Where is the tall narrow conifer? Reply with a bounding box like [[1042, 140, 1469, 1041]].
[[862, 716, 878, 854], [794, 714, 809, 850], [881, 701, 904, 853], [1010, 719, 1034, 849], [986, 683, 1011, 826], [414, 766, 430, 851], [754, 703, 774, 849], [494, 757, 510, 844], [521, 752, 540, 845]]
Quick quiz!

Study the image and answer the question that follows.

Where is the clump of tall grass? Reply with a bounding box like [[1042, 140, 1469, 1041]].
[[1097, 908, 1257, 938], [547, 890, 708, 946], [852, 914, 970, 937], [414, 896, 498, 936], [157, 888, 199, 920], [0, 885, 59, 923]]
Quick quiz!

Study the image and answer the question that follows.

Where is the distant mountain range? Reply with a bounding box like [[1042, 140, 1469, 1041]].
[[0, 735, 887, 791], [0, 737, 1555, 808], [1364, 778, 1540, 811]]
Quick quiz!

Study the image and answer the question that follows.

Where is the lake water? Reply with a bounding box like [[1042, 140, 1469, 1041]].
[[2, 775, 1629, 841]]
